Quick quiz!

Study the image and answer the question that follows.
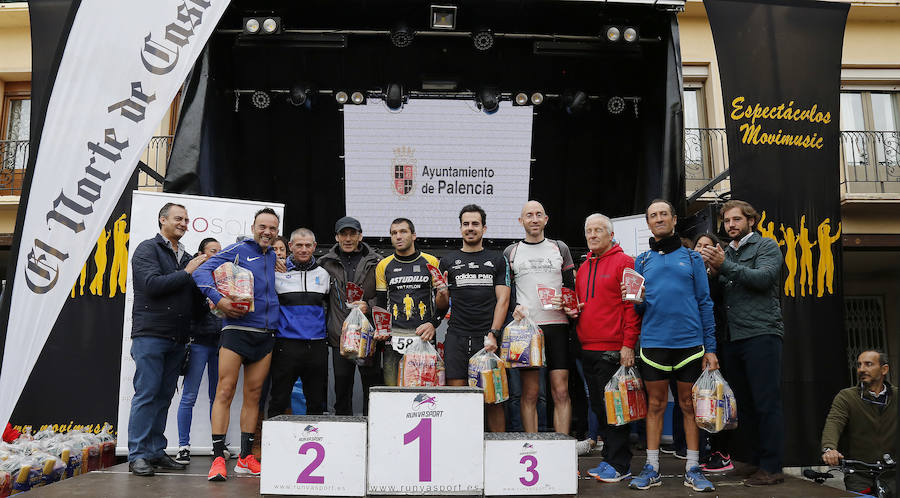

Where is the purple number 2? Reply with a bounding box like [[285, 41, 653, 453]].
[[296, 441, 325, 484], [519, 455, 539, 487], [403, 418, 432, 482]]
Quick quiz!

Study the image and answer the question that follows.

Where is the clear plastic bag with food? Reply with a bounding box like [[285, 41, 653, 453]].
[[398, 338, 441, 387], [692, 367, 738, 433], [603, 365, 647, 426], [499, 312, 545, 368], [468, 347, 509, 404], [340, 306, 374, 359], [213, 258, 255, 313]]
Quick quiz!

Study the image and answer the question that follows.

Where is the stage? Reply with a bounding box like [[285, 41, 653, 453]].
[[25, 453, 852, 497]]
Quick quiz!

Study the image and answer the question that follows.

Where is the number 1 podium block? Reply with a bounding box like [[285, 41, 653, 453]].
[[483, 432, 577, 495], [261, 415, 367, 496], [367, 386, 484, 495]]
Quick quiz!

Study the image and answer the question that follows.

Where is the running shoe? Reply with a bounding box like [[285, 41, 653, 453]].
[[684, 466, 716, 492], [701, 452, 734, 472], [207, 456, 227, 482], [674, 447, 687, 460], [587, 461, 632, 483], [576, 439, 594, 456], [235, 454, 261, 475], [174, 446, 190, 465], [660, 443, 677, 454], [628, 464, 662, 490]]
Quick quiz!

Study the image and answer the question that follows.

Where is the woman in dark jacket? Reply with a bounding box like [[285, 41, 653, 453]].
[[175, 238, 223, 464]]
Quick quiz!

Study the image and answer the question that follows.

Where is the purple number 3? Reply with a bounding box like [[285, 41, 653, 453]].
[[297, 441, 325, 484], [519, 454, 539, 486]]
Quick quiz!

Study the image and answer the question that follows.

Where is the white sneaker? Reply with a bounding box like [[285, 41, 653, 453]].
[[174, 446, 190, 464], [576, 439, 595, 456]]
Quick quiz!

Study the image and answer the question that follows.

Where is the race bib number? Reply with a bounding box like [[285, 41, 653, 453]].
[[391, 336, 416, 354]]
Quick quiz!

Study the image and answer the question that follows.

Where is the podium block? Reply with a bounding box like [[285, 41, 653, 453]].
[[261, 415, 367, 496], [483, 432, 577, 496], [367, 386, 484, 495]]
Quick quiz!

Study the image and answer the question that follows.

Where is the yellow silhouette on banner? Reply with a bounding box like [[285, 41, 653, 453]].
[[798, 216, 817, 297], [109, 214, 130, 298], [779, 224, 799, 297], [88, 229, 111, 296], [816, 218, 841, 297], [71, 264, 88, 298], [392, 304, 399, 319], [418, 301, 427, 320], [403, 294, 414, 320], [758, 212, 779, 245]]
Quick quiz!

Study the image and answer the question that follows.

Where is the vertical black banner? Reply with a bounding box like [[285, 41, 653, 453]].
[[704, 0, 849, 465]]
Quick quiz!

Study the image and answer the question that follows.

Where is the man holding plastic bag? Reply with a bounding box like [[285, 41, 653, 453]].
[[627, 200, 718, 492], [564, 214, 642, 483], [439, 205, 510, 431]]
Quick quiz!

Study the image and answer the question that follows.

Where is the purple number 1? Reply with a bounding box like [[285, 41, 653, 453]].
[[403, 418, 432, 482], [519, 455, 539, 486], [296, 441, 325, 484]]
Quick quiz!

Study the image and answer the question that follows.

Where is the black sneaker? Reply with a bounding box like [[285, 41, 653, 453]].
[[660, 443, 677, 454], [701, 451, 734, 472], [674, 447, 687, 460], [174, 446, 190, 465]]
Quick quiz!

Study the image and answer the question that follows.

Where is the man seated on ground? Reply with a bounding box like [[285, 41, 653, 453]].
[[821, 350, 897, 495]]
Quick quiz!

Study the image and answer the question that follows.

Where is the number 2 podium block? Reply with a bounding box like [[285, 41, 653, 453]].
[[261, 415, 367, 496], [483, 432, 577, 496], [367, 386, 484, 495]]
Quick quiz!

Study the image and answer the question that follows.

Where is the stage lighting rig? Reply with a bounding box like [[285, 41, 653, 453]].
[[531, 93, 544, 106], [251, 90, 271, 109], [430, 5, 457, 30], [564, 90, 590, 115], [335, 91, 349, 104], [243, 16, 281, 35], [472, 28, 494, 51], [477, 87, 500, 114], [604, 25, 639, 43], [390, 22, 415, 47], [514, 93, 529, 106], [289, 83, 313, 107], [384, 83, 405, 110], [605, 26, 620, 42], [351, 91, 366, 105], [607, 96, 626, 115]]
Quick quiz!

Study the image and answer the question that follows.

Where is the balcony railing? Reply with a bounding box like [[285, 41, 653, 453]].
[[0, 136, 172, 196]]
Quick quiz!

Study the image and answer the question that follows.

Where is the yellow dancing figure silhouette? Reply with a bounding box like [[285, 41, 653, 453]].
[[71, 263, 88, 298], [779, 224, 799, 297], [798, 215, 817, 297], [418, 300, 427, 320], [89, 229, 111, 296], [758, 211, 779, 245], [108, 214, 130, 298], [403, 294, 414, 320], [816, 218, 841, 297]]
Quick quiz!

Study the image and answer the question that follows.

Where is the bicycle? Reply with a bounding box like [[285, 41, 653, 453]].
[[803, 454, 895, 498]]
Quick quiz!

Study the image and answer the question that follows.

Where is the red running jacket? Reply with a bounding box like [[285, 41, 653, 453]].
[[575, 244, 641, 351]]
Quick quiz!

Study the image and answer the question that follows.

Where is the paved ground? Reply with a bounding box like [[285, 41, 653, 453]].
[[25, 452, 856, 497]]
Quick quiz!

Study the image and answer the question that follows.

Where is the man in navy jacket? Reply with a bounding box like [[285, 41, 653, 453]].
[[193, 208, 281, 481], [128, 202, 208, 477]]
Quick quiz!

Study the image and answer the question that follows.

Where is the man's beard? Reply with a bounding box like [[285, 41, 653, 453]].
[[463, 234, 481, 247]]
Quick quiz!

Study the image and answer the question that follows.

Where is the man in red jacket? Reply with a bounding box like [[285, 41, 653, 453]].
[[565, 213, 641, 483]]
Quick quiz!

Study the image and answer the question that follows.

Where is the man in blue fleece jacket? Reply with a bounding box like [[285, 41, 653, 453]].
[[628, 199, 718, 493], [193, 208, 281, 481]]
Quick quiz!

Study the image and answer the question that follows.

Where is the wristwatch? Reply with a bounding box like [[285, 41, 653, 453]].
[[488, 329, 502, 340]]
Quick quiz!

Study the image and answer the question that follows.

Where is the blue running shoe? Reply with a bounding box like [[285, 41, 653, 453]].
[[587, 461, 632, 483], [628, 464, 661, 490], [684, 466, 715, 492]]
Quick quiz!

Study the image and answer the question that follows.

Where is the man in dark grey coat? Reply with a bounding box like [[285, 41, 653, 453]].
[[128, 202, 207, 476], [701, 199, 784, 486]]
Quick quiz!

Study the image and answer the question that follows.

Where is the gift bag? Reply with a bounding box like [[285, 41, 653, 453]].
[[603, 365, 647, 426], [468, 348, 509, 404], [692, 367, 738, 433], [499, 313, 545, 368], [340, 306, 374, 359], [398, 338, 442, 387], [213, 257, 255, 312]]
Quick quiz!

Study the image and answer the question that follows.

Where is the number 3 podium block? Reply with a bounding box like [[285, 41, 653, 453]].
[[483, 432, 577, 496], [261, 415, 367, 496], [367, 386, 484, 495]]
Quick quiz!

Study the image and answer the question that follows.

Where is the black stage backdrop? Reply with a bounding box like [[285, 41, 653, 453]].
[[165, 0, 686, 251], [704, 0, 849, 466], [9, 172, 136, 435]]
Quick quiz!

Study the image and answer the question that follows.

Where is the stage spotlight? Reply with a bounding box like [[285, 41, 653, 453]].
[[262, 17, 281, 34], [289, 83, 312, 107], [244, 18, 260, 34], [478, 87, 500, 114], [385, 83, 405, 110], [251, 90, 271, 109], [624, 27, 638, 43], [608, 96, 626, 115], [430, 5, 457, 30], [514, 93, 529, 106], [564, 90, 590, 115], [335, 91, 349, 104], [472, 28, 494, 51], [531, 93, 544, 105], [390, 22, 414, 48], [605, 26, 621, 42], [351, 91, 366, 105]]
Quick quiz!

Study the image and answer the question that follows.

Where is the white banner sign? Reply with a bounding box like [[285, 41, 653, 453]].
[[116, 191, 283, 455], [612, 214, 653, 258], [0, 0, 230, 428], [344, 99, 533, 239]]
